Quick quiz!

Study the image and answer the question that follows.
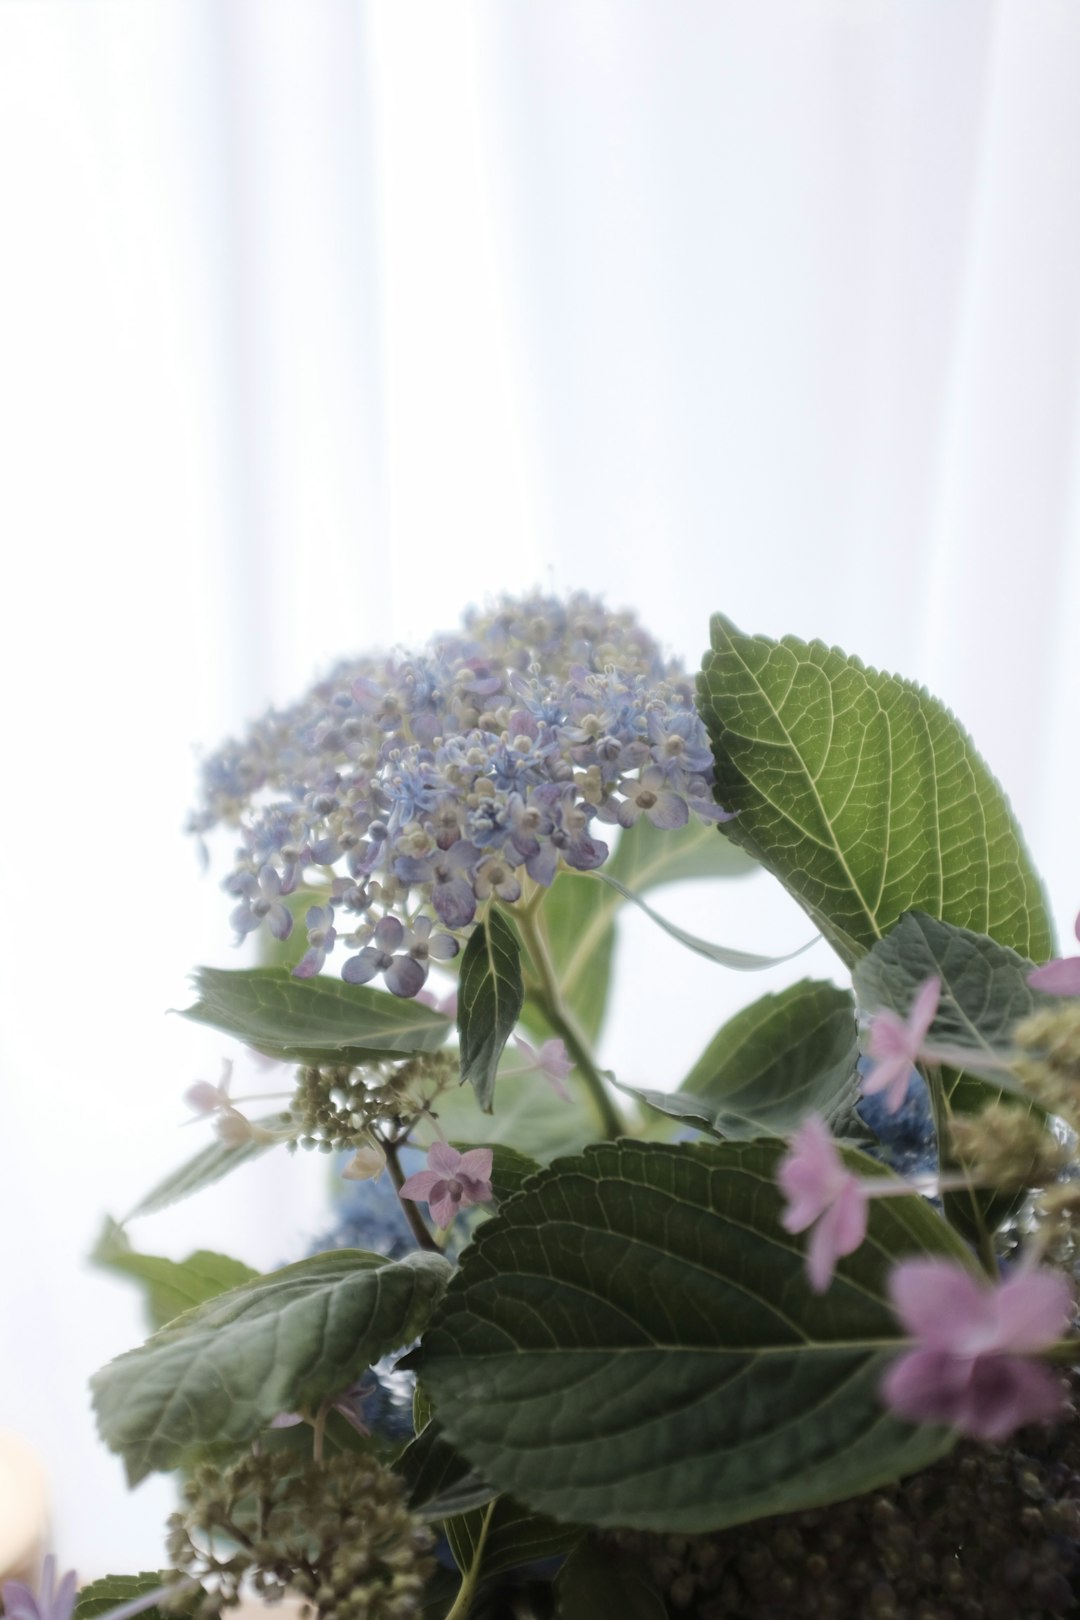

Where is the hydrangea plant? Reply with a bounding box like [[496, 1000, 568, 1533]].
[[74, 595, 1080, 1620]]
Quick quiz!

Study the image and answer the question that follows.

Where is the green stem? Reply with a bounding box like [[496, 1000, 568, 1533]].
[[514, 905, 627, 1139], [444, 1501, 497, 1620], [385, 1137, 442, 1253]]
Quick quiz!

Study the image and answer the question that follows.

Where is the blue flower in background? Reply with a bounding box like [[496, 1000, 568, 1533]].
[[856, 1059, 938, 1181], [304, 1163, 426, 1444]]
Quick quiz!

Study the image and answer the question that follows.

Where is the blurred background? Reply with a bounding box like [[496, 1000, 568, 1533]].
[[2, 0, 1079, 1573]]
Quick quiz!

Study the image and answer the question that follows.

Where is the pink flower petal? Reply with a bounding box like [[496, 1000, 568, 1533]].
[[428, 1181, 461, 1228], [860, 1052, 911, 1114], [909, 976, 941, 1044], [777, 1116, 842, 1231], [887, 1259, 991, 1349], [954, 1355, 1067, 1441], [1028, 957, 1080, 995], [881, 1347, 974, 1428], [804, 1180, 868, 1293], [398, 1169, 442, 1201], [992, 1269, 1074, 1354], [428, 1142, 463, 1175], [866, 1009, 911, 1059], [457, 1147, 493, 1182]]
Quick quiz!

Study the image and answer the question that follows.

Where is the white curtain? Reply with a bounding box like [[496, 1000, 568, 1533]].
[[1, 0, 1077, 1571]]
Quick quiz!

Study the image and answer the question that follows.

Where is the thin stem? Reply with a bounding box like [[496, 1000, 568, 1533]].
[[385, 1137, 442, 1252], [513, 904, 627, 1139], [444, 1501, 497, 1620], [312, 1399, 330, 1464], [923, 1062, 999, 1278]]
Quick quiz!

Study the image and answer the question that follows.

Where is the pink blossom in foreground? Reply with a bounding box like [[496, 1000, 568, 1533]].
[[777, 1115, 870, 1292], [399, 1142, 494, 1228], [862, 976, 941, 1114], [1028, 911, 1080, 996], [882, 1259, 1073, 1441]]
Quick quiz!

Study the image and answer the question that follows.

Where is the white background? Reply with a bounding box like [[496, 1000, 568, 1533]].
[[1, 0, 1078, 1572]]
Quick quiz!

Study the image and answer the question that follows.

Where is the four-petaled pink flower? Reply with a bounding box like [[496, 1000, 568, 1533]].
[[1028, 910, 1080, 996], [777, 1115, 869, 1292], [882, 1259, 1073, 1441], [863, 976, 941, 1114], [399, 1143, 494, 1228]]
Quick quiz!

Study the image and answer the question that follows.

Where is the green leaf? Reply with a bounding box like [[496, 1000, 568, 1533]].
[[595, 871, 817, 970], [853, 910, 1051, 1239], [698, 621, 1053, 968], [445, 1497, 581, 1583], [123, 1120, 286, 1221], [74, 1574, 194, 1620], [522, 817, 754, 1046], [853, 911, 1044, 1082], [92, 1248, 452, 1483], [457, 910, 525, 1112], [399, 1418, 495, 1519], [92, 1218, 257, 1331], [644, 980, 861, 1140], [617, 980, 862, 1143], [417, 1140, 968, 1533], [556, 1539, 667, 1620], [181, 966, 452, 1064]]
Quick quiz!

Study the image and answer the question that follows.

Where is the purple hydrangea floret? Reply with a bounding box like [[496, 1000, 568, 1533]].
[[192, 592, 733, 997]]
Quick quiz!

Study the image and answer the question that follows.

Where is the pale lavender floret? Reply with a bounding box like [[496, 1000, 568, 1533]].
[[227, 863, 295, 942], [599, 765, 690, 831], [395, 839, 480, 928], [646, 708, 715, 776], [293, 904, 337, 978], [343, 914, 458, 997]]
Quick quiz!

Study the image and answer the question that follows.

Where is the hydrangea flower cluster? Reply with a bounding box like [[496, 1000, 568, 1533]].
[[192, 592, 733, 997]]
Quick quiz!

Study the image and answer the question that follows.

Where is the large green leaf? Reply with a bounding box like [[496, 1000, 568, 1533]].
[[620, 981, 860, 1142], [522, 817, 754, 1046], [674, 979, 859, 1138], [457, 910, 525, 1112], [180, 966, 452, 1064], [92, 1218, 257, 1331], [92, 1249, 452, 1483], [123, 1120, 286, 1221], [417, 1141, 968, 1533], [697, 621, 1053, 968]]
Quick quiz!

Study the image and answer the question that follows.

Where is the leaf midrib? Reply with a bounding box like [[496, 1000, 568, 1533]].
[[721, 636, 883, 942]]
